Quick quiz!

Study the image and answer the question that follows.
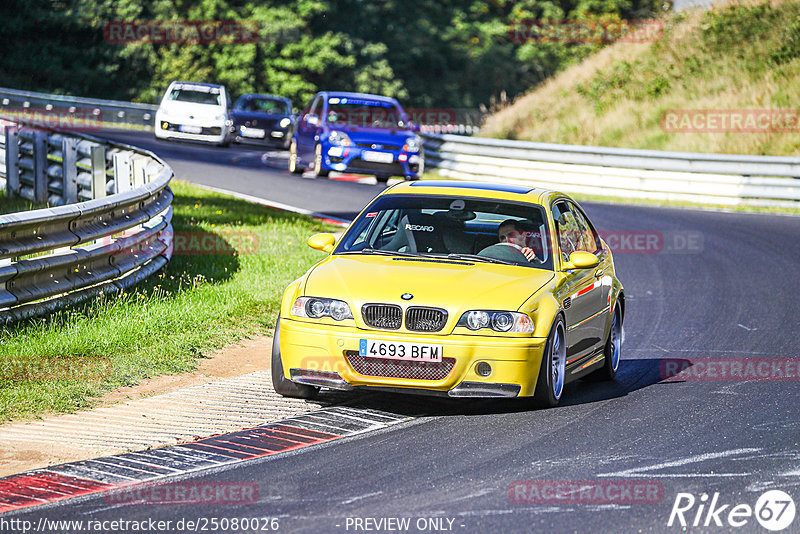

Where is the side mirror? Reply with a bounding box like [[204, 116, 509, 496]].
[[307, 115, 319, 126], [307, 233, 336, 253], [562, 251, 599, 270]]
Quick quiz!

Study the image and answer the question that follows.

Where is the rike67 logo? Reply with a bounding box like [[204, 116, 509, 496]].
[[668, 490, 796, 531]]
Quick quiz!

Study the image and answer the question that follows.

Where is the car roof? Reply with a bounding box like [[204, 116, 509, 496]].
[[237, 93, 291, 102], [383, 180, 569, 205], [170, 81, 225, 89], [319, 91, 398, 103]]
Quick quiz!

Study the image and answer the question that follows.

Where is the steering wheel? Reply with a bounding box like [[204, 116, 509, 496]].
[[477, 242, 531, 263]]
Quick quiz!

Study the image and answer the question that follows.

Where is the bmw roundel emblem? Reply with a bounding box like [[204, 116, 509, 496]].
[[401, 293, 413, 300]]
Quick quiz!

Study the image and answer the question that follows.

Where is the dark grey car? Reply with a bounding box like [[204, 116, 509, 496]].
[[230, 94, 294, 148]]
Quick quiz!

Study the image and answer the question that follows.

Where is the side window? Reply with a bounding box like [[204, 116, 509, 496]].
[[309, 97, 323, 119], [372, 210, 401, 247], [300, 97, 313, 117], [345, 214, 378, 250], [568, 202, 600, 254], [552, 201, 581, 261]]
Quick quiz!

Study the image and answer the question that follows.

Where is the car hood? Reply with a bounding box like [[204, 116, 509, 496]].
[[231, 110, 289, 121], [158, 100, 226, 119], [303, 255, 554, 313]]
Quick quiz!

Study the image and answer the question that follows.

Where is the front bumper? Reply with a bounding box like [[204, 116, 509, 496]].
[[234, 124, 290, 146], [279, 318, 547, 397], [323, 145, 422, 178], [155, 119, 230, 143]]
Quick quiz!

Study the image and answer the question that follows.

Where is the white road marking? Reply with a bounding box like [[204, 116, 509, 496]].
[[341, 491, 383, 504], [189, 183, 349, 225], [598, 448, 762, 478]]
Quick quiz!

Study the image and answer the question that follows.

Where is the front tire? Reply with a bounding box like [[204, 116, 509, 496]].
[[288, 140, 304, 174], [271, 314, 319, 399], [313, 143, 330, 177], [532, 316, 566, 408], [585, 303, 622, 381]]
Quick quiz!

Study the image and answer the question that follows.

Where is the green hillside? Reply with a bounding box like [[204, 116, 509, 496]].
[[482, 1, 800, 156]]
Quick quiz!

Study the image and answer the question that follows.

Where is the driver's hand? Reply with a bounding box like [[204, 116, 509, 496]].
[[521, 247, 537, 261]]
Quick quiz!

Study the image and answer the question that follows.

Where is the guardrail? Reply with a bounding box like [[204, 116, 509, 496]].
[[0, 86, 488, 135], [422, 134, 800, 208], [0, 118, 173, 324], [0, 87, 157, 130]]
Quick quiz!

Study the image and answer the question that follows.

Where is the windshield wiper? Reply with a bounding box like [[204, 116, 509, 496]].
[[446, 253, 516, 265], [341, 248, 423, 258]]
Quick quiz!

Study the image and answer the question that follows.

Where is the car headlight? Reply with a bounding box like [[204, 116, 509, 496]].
[[328, 131, 352, 147], [403, 136, 421, 152], [279, 117, 291, 128], [457, 311, 533, 333], [291, 297, 353, 321], [215, 114, 227, 121]]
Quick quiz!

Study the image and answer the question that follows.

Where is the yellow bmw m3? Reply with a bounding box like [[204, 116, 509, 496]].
[[272, 181, 624, 407]]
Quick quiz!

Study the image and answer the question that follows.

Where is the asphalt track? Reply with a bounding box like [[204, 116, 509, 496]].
[[7, 130, 800, 532]]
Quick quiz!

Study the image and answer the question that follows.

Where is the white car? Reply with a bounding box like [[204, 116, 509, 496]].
[[154, 82, 233, 146]]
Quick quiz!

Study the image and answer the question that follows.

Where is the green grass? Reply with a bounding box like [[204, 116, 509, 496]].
[[0, 181, 333, 422], [0, 195, 46, 215]]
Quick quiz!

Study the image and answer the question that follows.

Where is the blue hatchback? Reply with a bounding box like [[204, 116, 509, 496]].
[[288, 91, 423, 182]]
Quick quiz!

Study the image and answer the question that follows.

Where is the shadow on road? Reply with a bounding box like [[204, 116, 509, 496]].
[[313, 357, 682, 418]]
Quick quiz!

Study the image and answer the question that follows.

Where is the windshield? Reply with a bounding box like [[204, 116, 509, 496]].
[[167, 88, 222, 106], [326, 97, 408, 129], [336, 194, 553, 270], [235, 97, 290, 114]]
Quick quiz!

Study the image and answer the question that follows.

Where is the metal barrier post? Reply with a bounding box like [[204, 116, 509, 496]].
[[131, 155, 147, 189], [32, 130, 47, 203], [90, 145, 106, 199], [5, 126, 19, 197], [113, 151, 133, 193], [62, 137, 78, 203]]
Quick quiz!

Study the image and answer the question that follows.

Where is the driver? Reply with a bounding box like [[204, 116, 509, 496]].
[[498, 219, 538, 261]]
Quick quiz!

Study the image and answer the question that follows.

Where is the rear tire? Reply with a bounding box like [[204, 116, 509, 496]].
[[271, 314, 319, 399], [313, 143, 330, 177], [585, 303, 622, 382], [532, 316, 566, 408], [288, 140, 304, 174]]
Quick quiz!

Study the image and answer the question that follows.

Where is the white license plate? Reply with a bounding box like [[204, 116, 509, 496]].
[[359, 339, 442, 362], [362, 150, 394, 163], [241, 127, 266, 138], [179, 125, 202, 134]]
